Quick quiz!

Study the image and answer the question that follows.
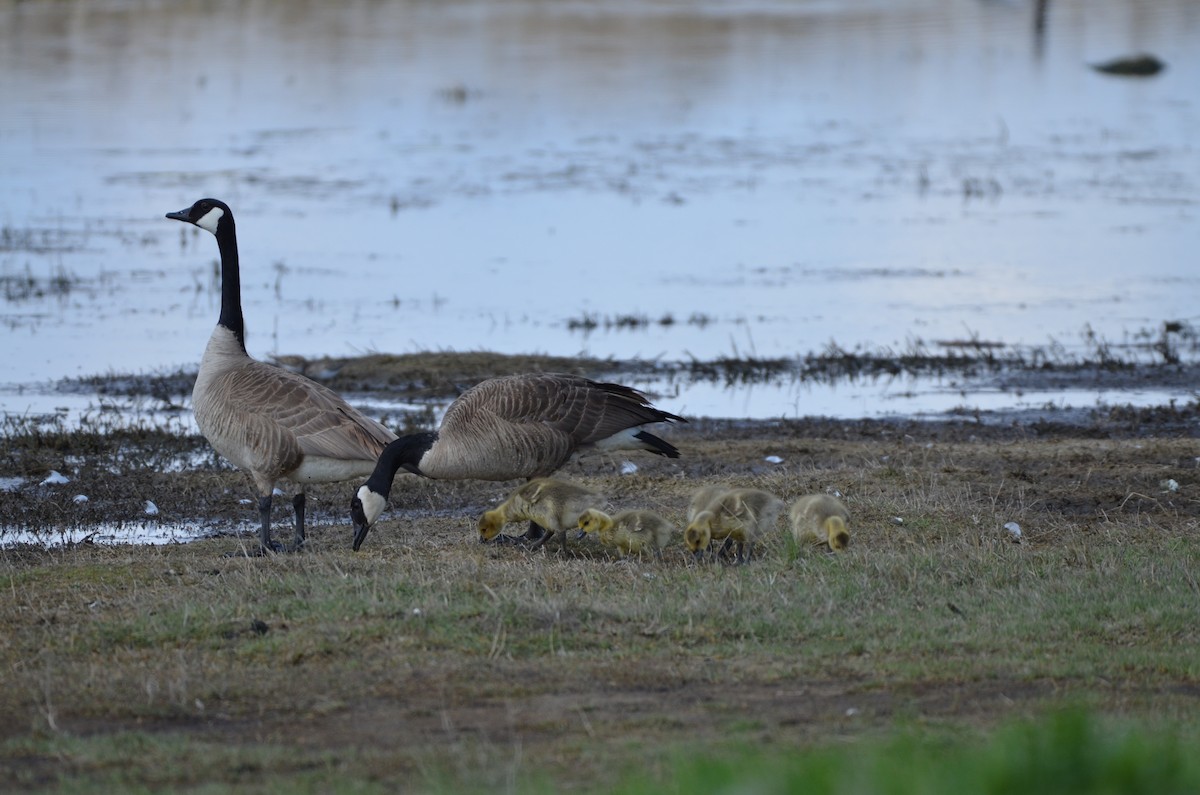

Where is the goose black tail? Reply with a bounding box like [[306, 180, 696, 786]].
[[635, 430, 680, 458]]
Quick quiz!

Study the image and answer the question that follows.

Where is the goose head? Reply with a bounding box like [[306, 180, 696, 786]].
[[477, 508, 506, 542], [576, 507, 612, 540], [684, 513, 713, 559], [576, 508, 613, 533], [350, 485, 388, 551], [826, 516, 850, 551], [166, 198, 232, 235], [349, 434, 436, 551]]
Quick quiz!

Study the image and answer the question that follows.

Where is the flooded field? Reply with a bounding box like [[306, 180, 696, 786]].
[[1, 0, 1197, 421]]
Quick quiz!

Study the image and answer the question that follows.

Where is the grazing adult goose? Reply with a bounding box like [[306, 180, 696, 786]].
[[789, 493, 851, 552], [166, 198, 397, 554], [350, 373, 685, 550]]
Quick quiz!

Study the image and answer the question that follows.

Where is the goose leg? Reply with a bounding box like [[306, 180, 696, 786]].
[[492, 520, 547, 546], [527, 529, 554, 552], [254, 494, 282, 554], [291, 492, 306, 552]]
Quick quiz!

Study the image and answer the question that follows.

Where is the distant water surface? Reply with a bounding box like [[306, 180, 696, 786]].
[[1, 0, 1196, 420]]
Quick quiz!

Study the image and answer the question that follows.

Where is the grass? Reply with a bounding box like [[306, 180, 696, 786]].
[[1, 406, 1198, 791], [603, 709, 1200, 795], [8, 708, 1196, 793]]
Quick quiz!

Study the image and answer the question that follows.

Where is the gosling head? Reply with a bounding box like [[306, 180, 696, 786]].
[[478, 509, 506, 543], [350, 484, 387, 551], [684, 513, 713, 559], [165, 198, 232, 236], [577, 508, 612, 535], [825, 516, 850, 551]]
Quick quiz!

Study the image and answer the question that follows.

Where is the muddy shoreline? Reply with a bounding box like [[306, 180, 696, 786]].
[[2, 351, 1196, 545]]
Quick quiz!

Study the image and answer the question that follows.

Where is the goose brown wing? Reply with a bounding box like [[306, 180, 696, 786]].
[[450, 373, 679, 443], [423, 373, 681, 479], [217, 361, 397, 462]]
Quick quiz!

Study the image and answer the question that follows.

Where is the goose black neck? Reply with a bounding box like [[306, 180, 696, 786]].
[[365, 432, 438, 497], [214, 216, 246, 352]]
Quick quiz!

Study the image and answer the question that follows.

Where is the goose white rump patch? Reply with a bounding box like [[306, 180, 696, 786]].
[[592, 427, 644, 452]]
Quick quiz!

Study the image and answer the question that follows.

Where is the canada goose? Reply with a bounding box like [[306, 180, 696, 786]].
[[577, 508, 675, 558], [477, 478, 606, 554], [350, 373, 684, 550], [684, 488, 785, 563], [166, 198, 397, 554], [789, 494, 851, 551]]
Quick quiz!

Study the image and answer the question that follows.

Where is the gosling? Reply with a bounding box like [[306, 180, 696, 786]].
[[478, 478, 605, 554], [789, 493, 851, 552], [685, 487, 785, 563], [576, 508, 675, 559], [686, 484, 733, 524], [684, 483, 736, 558]]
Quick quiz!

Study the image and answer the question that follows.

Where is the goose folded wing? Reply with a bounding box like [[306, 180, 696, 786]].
[[231, 363, 396, 460]]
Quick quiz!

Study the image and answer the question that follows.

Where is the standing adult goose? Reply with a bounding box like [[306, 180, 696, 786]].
[[167, 198, 397, 554], [350, 372, 685, 550]]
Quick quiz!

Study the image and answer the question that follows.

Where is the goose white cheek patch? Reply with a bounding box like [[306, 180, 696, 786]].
[[357, 486, 387, 526], [196, 206, 225, 234]]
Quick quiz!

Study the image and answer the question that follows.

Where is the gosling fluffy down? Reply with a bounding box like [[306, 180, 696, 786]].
[[577, 508, 676, 558], [478, 478, 606, 553], [686, 484, 733, 524], [789, 494, 851, 551], [684, 487, 785, 562]]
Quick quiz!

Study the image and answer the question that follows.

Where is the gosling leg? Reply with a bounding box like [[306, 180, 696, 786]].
[[528, 529, 556, 552]]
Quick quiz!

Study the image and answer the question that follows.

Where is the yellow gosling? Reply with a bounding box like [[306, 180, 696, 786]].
[[686, 484, 733, 524], [577, 508, 675, 558], [477, 477, 605, 553], [684, 484, 734, 555], [789, 494, 851, 551], [684, 487, 785, 563]]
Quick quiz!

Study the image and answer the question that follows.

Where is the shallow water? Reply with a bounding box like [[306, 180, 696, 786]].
[[0, 521, 221, 548], [1, 0, 1197, 420]]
